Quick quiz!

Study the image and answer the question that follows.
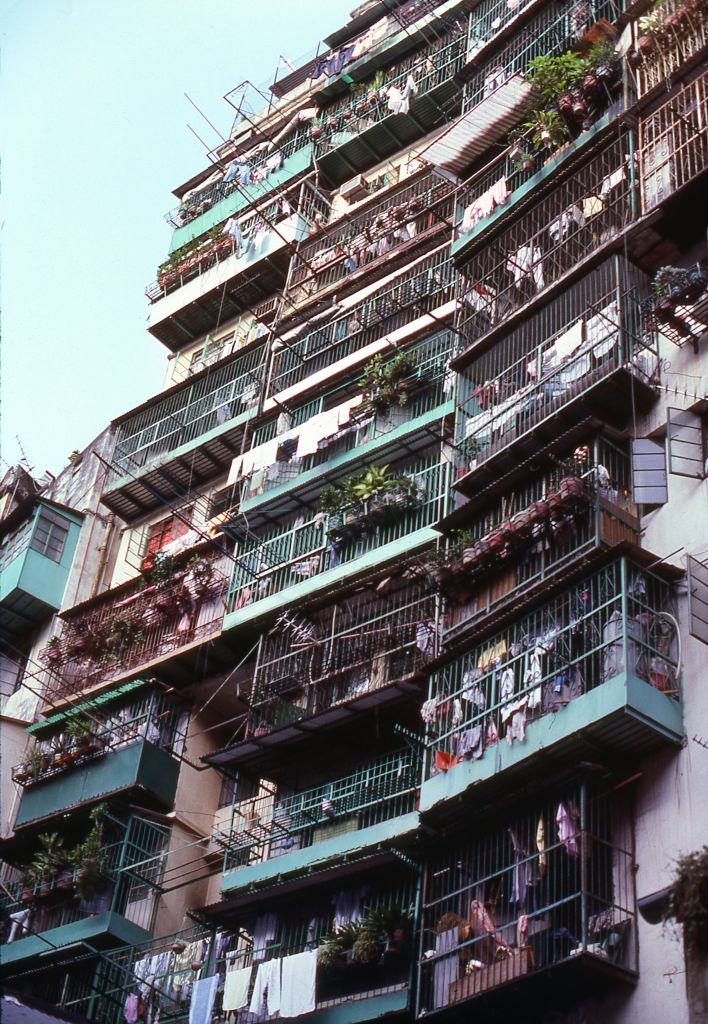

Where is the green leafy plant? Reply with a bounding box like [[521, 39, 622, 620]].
[[15, 747, 46, 784], [518, 110, 570, 154], [317, 921, 364, 969], [524, 52, 586, 105], [585, 40, 620, 74], [358, 352, 418, 415], [669, 846, 708, 949], [27, 833, 67, 888], [69, 805, 107, 902]]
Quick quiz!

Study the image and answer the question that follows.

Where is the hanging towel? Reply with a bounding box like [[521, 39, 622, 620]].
[[280, 949, 318, 1017], [553, 320, 584, 362], [556, 801, 579, 856], [433, 928, 458, 1008], [222, 966, 252, 1012], [536, 815, 547, 875], [189, 976, 218, 1024], [252, 912, 278, 961], [249, 958, 282, 1017]]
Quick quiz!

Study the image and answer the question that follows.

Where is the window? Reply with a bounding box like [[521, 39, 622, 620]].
[[667, 408, 707, 479], [142, 511, 192, 570], [631, 438, 668, 505], [218, 775, 237, 809], [30, 507, 70, 563]]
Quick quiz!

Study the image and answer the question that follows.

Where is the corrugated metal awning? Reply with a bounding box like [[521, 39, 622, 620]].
[[27, 678, 149, 736], [419, 74, 534, 177]]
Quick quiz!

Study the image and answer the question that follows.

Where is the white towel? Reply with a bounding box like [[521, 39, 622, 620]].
[[249, 958, 281, 1017], [280, 950, 318, 1017], [189, 976, 218, 1024], [222, 965, 252, 1012], [553, 319, 584, 362]]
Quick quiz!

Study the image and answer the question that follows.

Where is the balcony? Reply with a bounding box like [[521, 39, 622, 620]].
[[13, 689, 184, 828], [0, 501, 82, 639], [632, 0, 708, 98], [638, 70, 708, 214], [421, 558, 682, 816], [1, 815, 169, 970], [236, 330, 455, 525], [285, 170, 455, 314], [147, 183, 330, 350], [223, 454, 447, 630], [165, 125, 313, 250], [268, 247, 456, 405], [314, 27, 468, 186], [217, 748, 421, 896], [213, 578, 436, 772], [42, 549, 230, 704], [417, 782, 637, 1017], [453, 257, 659, 494], [453, 133, 636, 360], [101, 343, 266, 520], [440, 439, 641, 644]]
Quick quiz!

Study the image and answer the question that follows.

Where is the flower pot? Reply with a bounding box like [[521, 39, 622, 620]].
[[487, 529, 505, 554], [582, 72, 599, 98], [529, 499, 549, 521], [655, 295, 677, 323], [56, 869, 75, 892], [39, 881, 52, 898], [595, 63, 615, 85], [547, 489, 565, 513], [511, 508, 534, 532], [636, 35, 656, 58], [557, 92, 574, 114], [461, 546, 478, 568], [522, 157, 535, 172], [20, 886, 34, 903], [684, 265, 707, 302]]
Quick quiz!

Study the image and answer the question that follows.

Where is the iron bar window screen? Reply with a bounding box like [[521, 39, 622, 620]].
[[634, 1, 708, 97], [0, 517, 36, 571], [242, 329, 455, 503], [218, 746, 421, 872], [631, 438, 668, 505], [667, 407, 706, 479], [687, 554, 708, 645], [227, 450, 448, 614], [455, 133, 636, 356], [112, 343, 267, 475], [444, 438, 639, 637], [270, 248, 455, 396], [253, 576, 437, 701], [426, 557, 679, 770], [463, 0, 624, 116], [455, 257, 659, 471], [638, 71, 708, 212], [417, 781, 636, 1015]]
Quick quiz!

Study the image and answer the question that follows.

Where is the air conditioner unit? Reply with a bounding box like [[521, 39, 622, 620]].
[[339, 174, 370, 202]]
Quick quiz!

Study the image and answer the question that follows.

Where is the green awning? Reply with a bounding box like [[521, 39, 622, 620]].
[[27, 679, 150, 737]]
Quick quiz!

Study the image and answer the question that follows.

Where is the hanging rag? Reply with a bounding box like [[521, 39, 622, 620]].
[[499, 666, 515, 721], [556, 801, 580, 856], [553, 320, 584, 362], [421, 697, 438, 725], [548, 205, 584, 243], [506, 699, 528, 744], [536, 815, 547, 875], [433, 928, 459, 1008], [222, 217, 245, 253], [252, 912, 278, 961], [456, 725, 485, 760], [280, 949, 318, 1017], [123, 993, 139, 1024], [523, 648, 544, 710], [189, 976, 218, 1024], [7, 908, 31, 942], [249, 958, 282, 1017], [222, 965, 252, 1012], [506, 245, 545, 291], [332, 886, 369, 930]]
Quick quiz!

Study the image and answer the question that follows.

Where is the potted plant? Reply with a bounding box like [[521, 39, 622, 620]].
[[42, 635, 63, 666], [524, 51, 586, 110], [585, 40, 620, 90], [27, 833, 67, 897], [70, 806, 106, 905], [668, 846, 708, 950], [13, 747, 45, 786], [519, 110, 569, 156], [51, 734, 73, 770], [65, 717, 102, 759]]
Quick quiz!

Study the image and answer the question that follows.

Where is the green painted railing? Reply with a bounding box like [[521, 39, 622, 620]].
[[218, 747, 421, 872], [269, 248, 455, 396], [425, 558, 679, 774], [227, 455, 448, 613]]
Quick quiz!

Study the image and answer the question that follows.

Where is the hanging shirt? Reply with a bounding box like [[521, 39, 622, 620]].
[[249, 959, 282, 1017], [556, 801, 580, 856], [536, 815, 547, 874]]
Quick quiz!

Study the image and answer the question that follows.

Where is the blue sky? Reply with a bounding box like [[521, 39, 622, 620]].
[[1, 0, 354, 476]]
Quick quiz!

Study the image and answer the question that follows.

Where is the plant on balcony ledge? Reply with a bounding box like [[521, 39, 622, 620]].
[[26, 832, 68, 899], [632, 0, 706, 61], [649, 264, 708, 338], [65, 717, 105, 761], [13, 747, 48, 786], [69, 805, 107, 902], [320, 465, 422, 543], [357, 352, 419, 417], [669, 846, 708, 949]]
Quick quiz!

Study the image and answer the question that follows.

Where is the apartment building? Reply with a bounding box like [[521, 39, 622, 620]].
[[1, 1, 706, 1022]]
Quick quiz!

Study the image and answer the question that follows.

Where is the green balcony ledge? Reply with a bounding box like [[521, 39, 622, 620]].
[[451, 109, 618, 262], [221, 810, 419, 896], [0, 507, 82, 639], [224, 524, 438, 630], [0, 911, 151, 971], [307, 986, 409, 1024], [14, 739, 179, 830], [420, 671, 683, 817], [103, 404, 258, 503], [169, 144, 313, 254], [240, 401, 454, 517]]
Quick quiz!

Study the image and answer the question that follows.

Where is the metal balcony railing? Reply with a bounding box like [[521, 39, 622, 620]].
[[633, 0, 708, 97], [42, 551, 230, 703], [314, 27, 468, 157], [463, 0, 625, 117], [417, 782, 636, 1015], [241, 329, 455, 503], [217, 747, 421, 872], [638, 70, 708, 212], [269, 248, 455, 396], [286, 171, 455, 308], [1, 816, 169, 949], [165, 124, 313, 229], [227, 454, 448, 615], [425, 558, 679, 772], [253, 577, 437, 708], [455, 133, 637, 356], [454, 259, 659, 472], [148, 180, 331, 303], [12, 691, 187, 789], [442, 439, 640, 636], [112, 344, 267, 476]]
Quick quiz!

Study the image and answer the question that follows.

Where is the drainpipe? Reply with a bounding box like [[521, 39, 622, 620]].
[[90, 513, 116, 599], [412, 861, 427, 1019], [580, 779, 588, 950]]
